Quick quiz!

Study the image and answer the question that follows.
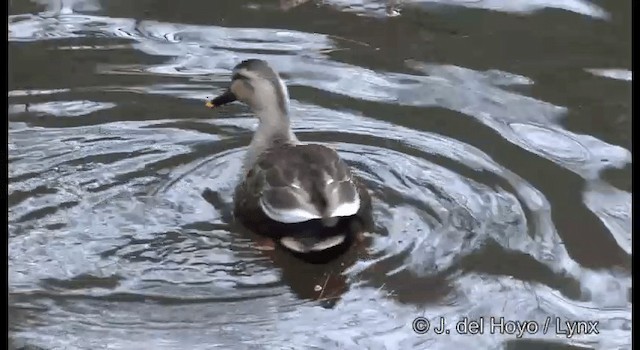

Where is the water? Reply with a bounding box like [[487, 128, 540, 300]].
[[8, 0, 631, 349]]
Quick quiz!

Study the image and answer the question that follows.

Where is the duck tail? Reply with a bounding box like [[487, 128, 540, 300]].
[[309, 179, 340, 227]]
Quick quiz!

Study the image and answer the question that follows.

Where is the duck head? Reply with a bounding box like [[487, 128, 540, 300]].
[[206, 59, 290, 117]]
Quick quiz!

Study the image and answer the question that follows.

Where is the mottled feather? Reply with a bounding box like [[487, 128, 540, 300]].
[[242, 143, 360, 224]]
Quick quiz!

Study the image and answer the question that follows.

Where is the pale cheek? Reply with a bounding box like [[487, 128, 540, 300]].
[[235, 83, 255, 102]]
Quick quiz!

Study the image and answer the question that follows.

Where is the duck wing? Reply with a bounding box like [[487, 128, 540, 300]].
[[248, 143, 361, 225]]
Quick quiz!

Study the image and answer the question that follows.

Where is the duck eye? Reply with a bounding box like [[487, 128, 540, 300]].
[[232, 73, 253, 91]]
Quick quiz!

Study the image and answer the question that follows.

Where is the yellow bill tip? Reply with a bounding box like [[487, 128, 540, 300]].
[[205, 101, 215, 108]]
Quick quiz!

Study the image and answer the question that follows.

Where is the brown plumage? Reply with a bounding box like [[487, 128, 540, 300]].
[[234, 144, 373, 253]]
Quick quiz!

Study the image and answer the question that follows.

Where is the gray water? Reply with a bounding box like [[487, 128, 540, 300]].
[[8, 0, 631, 349]]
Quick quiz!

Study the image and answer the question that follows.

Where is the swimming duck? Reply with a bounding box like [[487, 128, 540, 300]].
[[206, 59, 373, 258]]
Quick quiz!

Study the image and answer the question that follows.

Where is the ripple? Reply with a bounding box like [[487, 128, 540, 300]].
[[9, 3, 630, 350], [9, 274, 630, 350], [325, 0, 609, 19], [12, 100, 116, 117], [508, 122, 630, 179], [9, 97, 630, 347], [9, 88, 71, 97], [14, 11, 622, 181], [586, 69, 632, 82], [582, 180, 631, 255]]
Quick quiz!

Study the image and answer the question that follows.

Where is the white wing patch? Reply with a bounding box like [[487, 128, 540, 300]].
[[328, 196, 360, 217], [259, 197, 322, 223], [280, 235, 346, 253], [324, 175, 361, 218], [259, 168, 361, 223]]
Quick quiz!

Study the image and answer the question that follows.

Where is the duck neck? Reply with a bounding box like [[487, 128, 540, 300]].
[[244, 107, 298, 170], [259, 106, 294, 138]]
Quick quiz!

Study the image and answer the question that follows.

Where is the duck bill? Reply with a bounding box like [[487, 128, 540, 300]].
[[206, 90, 237, 108]]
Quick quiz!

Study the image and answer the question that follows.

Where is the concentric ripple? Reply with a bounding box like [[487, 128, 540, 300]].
[[9, 1, 630, 349]]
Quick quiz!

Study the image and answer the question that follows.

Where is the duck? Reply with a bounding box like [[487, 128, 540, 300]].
[[206, 59, 373, 260]]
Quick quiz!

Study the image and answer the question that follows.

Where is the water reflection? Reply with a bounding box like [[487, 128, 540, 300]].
[[9, 0, 630, 349], [586, 69, 632, 82], [318, 0, 608, 19], [11, 14, 629, 179], [33, 0, 101, 15]]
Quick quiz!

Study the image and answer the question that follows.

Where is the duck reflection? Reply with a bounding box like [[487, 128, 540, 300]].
[[248, 229, 372, 308]]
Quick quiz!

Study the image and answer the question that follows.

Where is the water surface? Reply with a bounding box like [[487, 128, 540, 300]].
[[8, 0, 631, 349]]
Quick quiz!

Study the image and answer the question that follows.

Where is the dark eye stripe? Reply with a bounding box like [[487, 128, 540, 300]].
[[231, 73, 254, 92], [232, 73, 249, 81]]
